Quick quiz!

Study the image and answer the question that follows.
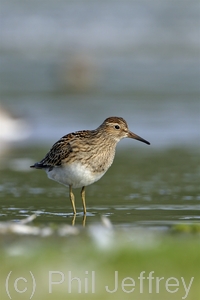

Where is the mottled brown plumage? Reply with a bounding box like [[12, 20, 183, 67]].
[[31, 117, 150, 215]]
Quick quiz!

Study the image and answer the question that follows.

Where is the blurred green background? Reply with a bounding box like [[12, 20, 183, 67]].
[[0, 1, 200, 299]]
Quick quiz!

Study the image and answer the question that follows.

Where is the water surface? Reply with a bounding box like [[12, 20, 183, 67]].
[[0, 0, 199, 229], [0, 147, 199, 228]]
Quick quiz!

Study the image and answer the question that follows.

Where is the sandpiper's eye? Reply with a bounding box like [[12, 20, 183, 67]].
[[115, 125, 120, 129]]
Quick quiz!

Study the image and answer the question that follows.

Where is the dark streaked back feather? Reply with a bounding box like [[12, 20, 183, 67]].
[[30, 130, 94, 169], [35, 135, 74, 168]]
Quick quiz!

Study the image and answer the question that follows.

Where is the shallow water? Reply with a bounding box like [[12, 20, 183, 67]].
[[0, 147, 199, 228], [0, 0, 200, 229]]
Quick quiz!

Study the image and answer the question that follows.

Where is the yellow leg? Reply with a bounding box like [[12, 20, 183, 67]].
[[69, 185, 76, 215], [81, 186, 86, 215]]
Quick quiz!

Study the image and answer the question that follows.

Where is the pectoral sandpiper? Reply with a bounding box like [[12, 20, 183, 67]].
[[31, 117, 150, 215]]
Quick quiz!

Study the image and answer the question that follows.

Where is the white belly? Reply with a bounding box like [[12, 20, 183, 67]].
[[46, 162, 105, 188]]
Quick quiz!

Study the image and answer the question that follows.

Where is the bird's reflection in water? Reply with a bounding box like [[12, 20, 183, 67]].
[[71, 214, 86, 227]]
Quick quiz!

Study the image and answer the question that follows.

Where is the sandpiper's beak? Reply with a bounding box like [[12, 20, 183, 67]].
[[128, 131, 150, 145]]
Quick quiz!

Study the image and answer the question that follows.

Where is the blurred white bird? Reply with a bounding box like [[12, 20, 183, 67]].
[[0, 104, 31, 155]]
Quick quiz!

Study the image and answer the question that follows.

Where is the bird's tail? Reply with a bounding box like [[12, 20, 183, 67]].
[[30, 163, 46, 169]]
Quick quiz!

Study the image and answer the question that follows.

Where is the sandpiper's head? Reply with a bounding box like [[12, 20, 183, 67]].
[[100, 117, 150, 145]]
